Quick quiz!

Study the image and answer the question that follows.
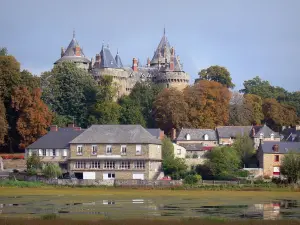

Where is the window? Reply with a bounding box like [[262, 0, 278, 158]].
[[104, 161, 115, 169], [52, 149, 56, 157], [186, 134, 191, 140], [134, 161, 145, 169], [77, 145, 83, 155], [259, 133, 264, 139], [121, 145, 127, 155], [42, 149, 47, 157], [108, 173, 115, 178], [106, 145, 112, 154], [90, 161, 101, 169], [91, 145, 98, 155], [120, 161, 130, 169], [177, 149, 181, 155], [204, 134, 209, 141], [136, 145, 142, 155], [271, 133, 275, 140], [75, 161, 85, 169], [274, 155, 279, 162]]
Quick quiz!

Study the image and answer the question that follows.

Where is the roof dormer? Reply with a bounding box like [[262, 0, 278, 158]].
[[186, 133, 191, 141], [204, 134, 209, 141]]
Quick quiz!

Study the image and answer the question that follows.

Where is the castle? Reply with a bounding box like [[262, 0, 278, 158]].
[[54, 29, 190, 97]]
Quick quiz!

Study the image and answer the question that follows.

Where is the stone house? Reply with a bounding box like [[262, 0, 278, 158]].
[[68, 125, 162, 180], [173, 143, 186, 159], [25, 125, 84, 173], [251, 125, 280, 149], [257, 142, 300, 177], [216, 126, 252, 146]]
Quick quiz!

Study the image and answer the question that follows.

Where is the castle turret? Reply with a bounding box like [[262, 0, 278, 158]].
[[132, 58, 138, 71], [115, 50, 123, 68]]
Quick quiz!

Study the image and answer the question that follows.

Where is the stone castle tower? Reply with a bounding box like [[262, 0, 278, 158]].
[[55, 29, 189, 97]]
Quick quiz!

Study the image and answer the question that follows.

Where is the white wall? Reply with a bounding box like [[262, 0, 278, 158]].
[[173, 143, 186, 159]]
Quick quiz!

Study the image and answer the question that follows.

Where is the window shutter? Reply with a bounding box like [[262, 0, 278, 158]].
[[38, 149, 42, 156]]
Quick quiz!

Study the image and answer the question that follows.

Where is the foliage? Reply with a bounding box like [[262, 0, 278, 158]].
[[52, 113, 74, 128], [119, 96, 146, 126], [41, 62, 98, 127], [42, 163, 62, 179], [244, 94, 264, 125], [97, 75, 118, 102], [184, 80, 231, 129], [205, 146, 241, 179], [0, 47, 7, 56], [262, 98, 297, 131], [129, 81, 163, 127], [41, 214, 58, 220], [161, 137, 174, 159], [235, 170, 250, 178], [11, 87, 52, 148], [26, 154, 42, 171], [229, 92, 253, 126], [280, 152, 300, 184], [0, 180, 45, 187], [162, 157, 187, 178], [198, 65, 235, 88], [89, 101, 120, 125], [20, 70, 40, 90], [0, 100, 8, 144], [232, 133, 255, 166], [184, 174, 202, 185], [153, 88, 189, 134]]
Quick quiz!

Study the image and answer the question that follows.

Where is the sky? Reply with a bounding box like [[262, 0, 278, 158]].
[[1, 0, 300, 91]]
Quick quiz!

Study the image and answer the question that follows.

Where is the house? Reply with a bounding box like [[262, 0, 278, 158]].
[[257, 141, 300, 177], [216, 126, 252, 146], [68, 125, 162, 180], [25, 125, 84, 172], [173, 143, 186, 159], [175, 128, 218, 146], [146, 128, 165, 140], [281, 126, 300, 142], [251, 124, 280, 149]]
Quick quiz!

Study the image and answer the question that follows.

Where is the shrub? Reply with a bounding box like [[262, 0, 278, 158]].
[[27, 155, 42, 171], [235, 170, 250, 178], [184, 174, 202, 185], [192, 153, 198, 159], [43, 163, 62, 179]]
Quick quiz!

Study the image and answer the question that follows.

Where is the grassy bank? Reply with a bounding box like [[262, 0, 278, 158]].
[[1, 218, 300, 225]]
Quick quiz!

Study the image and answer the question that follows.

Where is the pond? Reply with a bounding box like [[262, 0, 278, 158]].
[[0, 194, 299, 220]]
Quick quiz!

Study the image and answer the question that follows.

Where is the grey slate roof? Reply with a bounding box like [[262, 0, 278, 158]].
[[150, 32, 171, 65], [146, 129, 162, 139], [281, 128, 300, 141], [100, 45, 118, 68], [115, 52, 123, 68], [70, 125, 161, 145], [178, 143, 206, 151], [252, 125, 280, 138], [177, 129, 217, 141], [54, 35, 90, 64], [216, 126, 252, 138], [26, 128, 84, 149], [260, 141, 300, 154]]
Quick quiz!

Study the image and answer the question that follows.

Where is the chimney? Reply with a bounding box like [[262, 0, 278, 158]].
[[296, 125, 300, 131], [75, 45, 81, 56], [272, 144, 279, 152], [50, 125, 58, 132], [170, 47, 175, 71], [61, 47, 65, 58], [159, 130, 165, 140], [147, 57, 150, 67], [171, 128, 177, 141], [132, 58, 138, 71]]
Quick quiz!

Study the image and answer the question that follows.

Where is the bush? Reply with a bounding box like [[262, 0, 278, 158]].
[[235, 170, 250, 178], [27, 168, 38, 176], [192, 153, 198, 159], [184, 174, 202, 185], [43, 163, 62, 179]]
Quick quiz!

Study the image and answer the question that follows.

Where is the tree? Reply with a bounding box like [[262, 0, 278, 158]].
[[205, 146, 241, 179], [184, 80, 231, 129], [52, 114, 74, 128], [244, 94, 264, 125], [198, 65, 235, 88], [161, 137, 175, 159], [229, 92, 253, 126], [119, 96, 146, 126], [232, 133, 255, 166], [89, 101, 120, 125], [20, 70, 40, 90], [43, 163, 62, 179], [153, 88, 189, 134], [129, 82, 163, 127], [11, 87, 52, 149], [0, 100, 7, 144], [0, 48, 7, 56], [280, 152, 300, 184], [26, 154, 42, 175], [41, 62, 98, 127]]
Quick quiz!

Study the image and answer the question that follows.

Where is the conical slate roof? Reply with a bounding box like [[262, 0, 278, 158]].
[[115, 51, 123, 68], [54, 32, 90, 64], [150, 29, 171, 65], [100, 44, 118, 68]]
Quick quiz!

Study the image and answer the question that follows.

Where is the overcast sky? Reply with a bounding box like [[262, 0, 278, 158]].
[[1, 0, 300, 91]]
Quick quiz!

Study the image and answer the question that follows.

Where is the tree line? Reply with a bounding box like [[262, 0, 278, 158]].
[[0, 48, 298, 152]]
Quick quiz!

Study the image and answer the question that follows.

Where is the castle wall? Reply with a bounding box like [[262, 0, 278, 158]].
[[155, 71, 189, 91]]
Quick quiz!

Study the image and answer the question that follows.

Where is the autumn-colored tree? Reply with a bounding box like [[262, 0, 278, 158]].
[[198, 65, 235, 88], [153, 88, 189, 134], [262, 98, 297, 131], [229, 92, 253, 126], [244, 94, 264, 125], [0, 99, 7, 144], [184, 80, 231, 128], [11, 87, 52, 149]]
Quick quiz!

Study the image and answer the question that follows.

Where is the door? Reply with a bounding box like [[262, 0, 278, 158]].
[[133, 173, 144, 180], [103, 173, 115, 180], [83, 172, 96, 179]]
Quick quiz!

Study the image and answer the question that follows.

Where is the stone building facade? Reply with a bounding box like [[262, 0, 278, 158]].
[[54, 29, 190, 97]]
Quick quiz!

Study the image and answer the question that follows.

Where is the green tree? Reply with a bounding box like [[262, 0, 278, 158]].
[[161, 137, 175, 159], [43, 163, 62, 179], [52, 114, 74, 128], [41, 62, 98, 127], [26, 154, 42, 175], [129, 82, 163, 127], [280, 152, 300, 184], [244, 94, 264, 125], [119, 96, 146, 126], [0, 48, 7, 56], [89, 101, 120, 124], [198, 65, 235, 88], [205, 146, 241, 179], [232, 133, 255, 166]]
